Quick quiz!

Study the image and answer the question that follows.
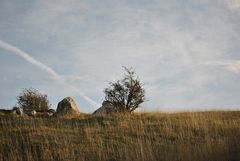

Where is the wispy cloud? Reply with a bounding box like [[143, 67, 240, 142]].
[[0, 0, 240, 111], [0, 40, 100, 108], [204, 60, 240, 74], [227, 0, 240, 9]]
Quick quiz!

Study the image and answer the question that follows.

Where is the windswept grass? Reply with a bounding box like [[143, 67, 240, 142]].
[[0, 111, 240, 161]]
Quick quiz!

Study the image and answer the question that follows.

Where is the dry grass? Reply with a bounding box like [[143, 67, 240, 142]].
[[0, 110, 240, 161]]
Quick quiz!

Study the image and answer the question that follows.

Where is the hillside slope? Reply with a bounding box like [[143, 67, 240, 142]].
[[0, 111, 240, 161]]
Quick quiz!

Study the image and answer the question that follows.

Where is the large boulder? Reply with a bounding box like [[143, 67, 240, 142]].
[[55, 97, 80, 116], [92, 101, 117, 116]]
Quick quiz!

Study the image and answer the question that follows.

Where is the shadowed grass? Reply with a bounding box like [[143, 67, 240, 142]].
[[0, 110, 240, 161]]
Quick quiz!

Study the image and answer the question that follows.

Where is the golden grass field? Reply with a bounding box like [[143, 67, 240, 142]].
[[0, 110, 240, 161]]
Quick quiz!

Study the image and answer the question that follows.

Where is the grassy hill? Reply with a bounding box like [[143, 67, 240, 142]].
[[0, 110, 240, 161]]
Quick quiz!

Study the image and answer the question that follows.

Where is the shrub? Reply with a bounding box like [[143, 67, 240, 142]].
[[17, 88, 50, 111], [104, 67, 145, 112]]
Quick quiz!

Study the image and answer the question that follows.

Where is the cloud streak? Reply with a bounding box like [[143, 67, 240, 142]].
[[204, 60, 240, 74], [0, 40, 100, 108]]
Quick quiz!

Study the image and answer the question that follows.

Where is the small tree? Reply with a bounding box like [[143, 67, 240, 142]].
[[104, 67, 145, 112], [17, 88, 50, 112]]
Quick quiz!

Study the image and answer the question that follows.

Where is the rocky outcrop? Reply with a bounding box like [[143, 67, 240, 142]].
[[92, 101, 117, 116], [54, 97, 80, 116]]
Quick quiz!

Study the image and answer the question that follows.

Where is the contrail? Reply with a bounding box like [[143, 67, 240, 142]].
[[0, 40, 100, 108]]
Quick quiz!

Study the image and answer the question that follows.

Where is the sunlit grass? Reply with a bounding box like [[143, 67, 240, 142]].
[[0, 110, 240, 161]]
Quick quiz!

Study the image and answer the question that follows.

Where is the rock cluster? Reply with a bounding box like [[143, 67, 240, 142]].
[[4, 97, 80, 118]]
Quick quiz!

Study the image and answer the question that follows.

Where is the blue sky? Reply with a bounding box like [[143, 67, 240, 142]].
[[0, 0, 240, 112]]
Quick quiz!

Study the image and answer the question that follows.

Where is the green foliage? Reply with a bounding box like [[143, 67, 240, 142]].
[[104, 67, 145, 112], [17, 88, 50, 111]]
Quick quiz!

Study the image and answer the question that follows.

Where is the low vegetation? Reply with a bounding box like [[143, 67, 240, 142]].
[[0, 110, 240, 161], [17, 88, 50, 112]]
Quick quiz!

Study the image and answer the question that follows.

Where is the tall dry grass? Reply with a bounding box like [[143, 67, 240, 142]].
[[0, 111, 240, 161]]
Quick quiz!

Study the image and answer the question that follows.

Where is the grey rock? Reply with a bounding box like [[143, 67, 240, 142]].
[[92, 101, 117, 116], [43, 112, 53, 117], [25, 109, 37, 116], [47, 109, 55, 113], [55, 97, 79, 116], [12, 107, 24, 116]]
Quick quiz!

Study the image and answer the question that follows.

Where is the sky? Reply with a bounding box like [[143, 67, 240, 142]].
[[0, 0, 240, 112]]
